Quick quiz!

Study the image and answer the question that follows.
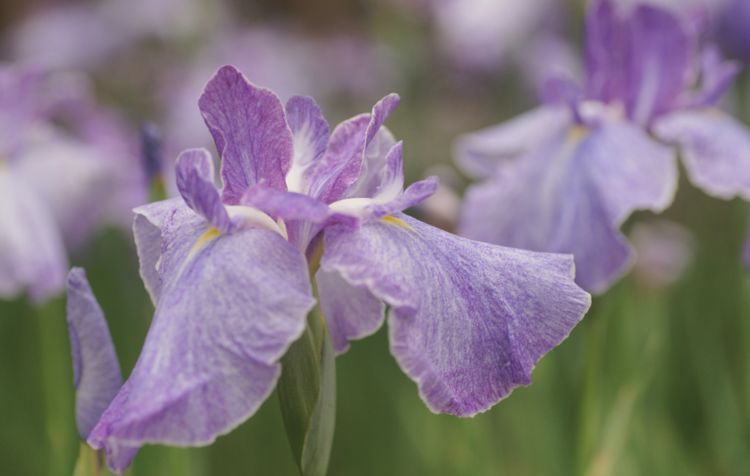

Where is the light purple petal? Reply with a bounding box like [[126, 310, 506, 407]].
[[369, 177, 439, 219], [454, 107, 572, 179], [133, 198, 203, 304], [653, 109, 750, 200], [459, 118, 677, 293], [199, 65, 293, 203], [66, 268, 123, 439], [682, 47, 740, 109], [321, 214, 590, 416], [585, 1, 694, 124], [0, 170, 67, 303], [88, 226, 314, 449], [284, 96, 330, 194], [241, 185, 332, 224], [316, 268, 385, 354], [175, 148, 233, 233], [307, 94, 400, 203]]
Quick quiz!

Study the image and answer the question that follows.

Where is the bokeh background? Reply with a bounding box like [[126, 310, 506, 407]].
[[1, 0, 749, 474]]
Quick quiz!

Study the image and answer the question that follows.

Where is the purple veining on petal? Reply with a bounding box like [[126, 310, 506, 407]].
[[175, 148, 234, 233], [199, 65, 293, 203], [370, 177, 439, 219], [241, 185, 332, 224], [89, 225, 314, 449], [133, 198, 205, 304], [285, 95, 330, 194], [316, 268, 385, 354], [307, 94, 400, 203], [653, 109, 750, 200], [66, 268, 123, 440], [321, 213, 590, 416]]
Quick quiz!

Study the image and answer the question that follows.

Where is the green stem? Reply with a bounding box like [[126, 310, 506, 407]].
[[35, 296, 76, 475]]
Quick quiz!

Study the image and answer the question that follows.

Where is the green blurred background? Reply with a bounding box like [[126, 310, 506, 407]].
[[1, 0, 749, 474]]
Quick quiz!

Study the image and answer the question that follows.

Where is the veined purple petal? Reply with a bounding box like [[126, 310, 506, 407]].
[[369, 177, 439, 219], [241, 185, 332, 224], [88, 227, 314, 449], [653, 109, 750, 200], [0, 170, 67, 303], [585, 0, 693, 125], [199, 65, 293, 203], [133, 198, 204, 304], [321, 214, 590, 416], [454, 107, 572, 179], [175, 148, 233, 233], [307, 94, 400, 203], [285, 96, 330, 194], [316, 268, 385, 354], [66, 268, 123, 440], [459, 117, 677, 293]]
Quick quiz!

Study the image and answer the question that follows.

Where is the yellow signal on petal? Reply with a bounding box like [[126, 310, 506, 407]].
[[381, 215, 413, 230]]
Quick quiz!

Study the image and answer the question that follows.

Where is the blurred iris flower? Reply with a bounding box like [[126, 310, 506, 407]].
[[73, 65, 590, 472], [457, 0, 750, 293], [0, 67, 144, 303]]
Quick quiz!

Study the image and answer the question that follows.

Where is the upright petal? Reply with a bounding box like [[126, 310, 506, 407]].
[[66, 268, 123, 439], [0, 169, 67, 302], [89, 227, 314, 449], [199, 65, 293, 203], [459, 120, 677, 293], [284, 96, 330, 194], [307, 94, 400, 203], [175, 148, 233, 232], [653, 109, 750, 200], [455, 106, 572, 179], [320, 214, 590, 416], [585, 0, 693, 125]]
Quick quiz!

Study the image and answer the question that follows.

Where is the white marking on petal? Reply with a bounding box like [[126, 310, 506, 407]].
[[225, 205, 288, 239], [286, 122, 315, 194]]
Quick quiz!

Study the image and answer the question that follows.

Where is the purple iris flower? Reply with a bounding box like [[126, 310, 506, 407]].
[[83, 65, 590, 472], [0, 67, 144, 303], [457, 0, 750, 294]]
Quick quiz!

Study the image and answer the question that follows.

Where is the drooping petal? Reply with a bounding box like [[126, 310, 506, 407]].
[[0, 169, 67, 302], [653, 109, 750, 200], [307, 94, 400, 203], [585, 0, 693, 125], [132, 198, 201, 304], [316, 268, 385, 354], [459, 119, 677, 293], [88, 226, 314, 449], [66, 268, 123, 440], [284, 95, 330, 194], [454, 106, 572, 179], [199, 65, 293, 203], [175, 148, 233, 233], [320, 214, 590, 416]]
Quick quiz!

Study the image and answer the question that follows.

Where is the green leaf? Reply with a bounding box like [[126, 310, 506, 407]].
[[278, 310, 336, 476]]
